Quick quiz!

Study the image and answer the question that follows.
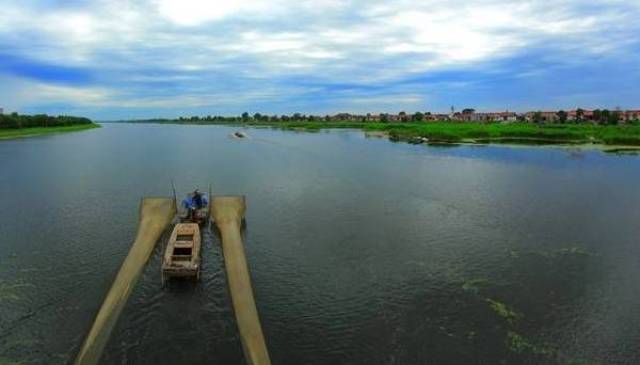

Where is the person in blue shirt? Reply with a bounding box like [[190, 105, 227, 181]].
[[192, 189, 203, 209]]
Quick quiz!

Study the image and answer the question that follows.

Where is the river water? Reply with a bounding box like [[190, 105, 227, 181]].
[[1, 123, 639, 364]]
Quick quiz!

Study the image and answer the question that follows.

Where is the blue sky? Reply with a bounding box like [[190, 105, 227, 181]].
[[0, 0, 638, 120]]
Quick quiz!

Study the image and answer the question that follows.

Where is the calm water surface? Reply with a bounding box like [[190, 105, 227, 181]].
[[1, 123, 640, 364]]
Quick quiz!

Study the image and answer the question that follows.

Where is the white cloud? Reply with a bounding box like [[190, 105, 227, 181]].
[[0, 76, 114, 108], [156, 0, 246, 26], [0, 0, 638, 115]]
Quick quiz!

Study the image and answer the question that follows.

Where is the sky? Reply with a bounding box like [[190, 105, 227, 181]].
[[0, 0, 638, 120]]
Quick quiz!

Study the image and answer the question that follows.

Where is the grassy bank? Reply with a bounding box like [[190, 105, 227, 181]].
[[0, 124, 100, 141], [125, 119, 640, 147], [364, 122, 640, 146], [262, 121, 640, 146]]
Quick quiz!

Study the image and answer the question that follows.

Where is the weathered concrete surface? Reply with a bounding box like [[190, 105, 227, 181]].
[[211, 196, 271, 365], [75, 197, 175, 365]]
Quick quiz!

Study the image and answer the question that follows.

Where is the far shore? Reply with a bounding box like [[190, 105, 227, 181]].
[[0, 124, 100, 141], [111, 119, 640, 150]]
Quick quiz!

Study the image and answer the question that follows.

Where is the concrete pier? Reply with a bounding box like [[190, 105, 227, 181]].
[[75, 197, 175, 365], [211, 196, 271, 365]]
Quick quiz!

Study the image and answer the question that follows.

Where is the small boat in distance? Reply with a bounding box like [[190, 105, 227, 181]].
[[233, 131, 247, 138], [162, 223, 201, 285]]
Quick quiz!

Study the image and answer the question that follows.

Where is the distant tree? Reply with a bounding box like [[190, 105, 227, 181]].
[[593, 109, 602, 124], [381, 113, 389, 123], [533, 111, 543, 125], [608, 110, 621, 125], [241, 112, 250, 122], [599, 109, 611, 125], [293, 113, 302, 121], [253, 113, 262, 121], [557, 110, 568, 124], [412, 111, 424, 122], [462, 108, 476, 114], [576, 108, 585, 123], [0, 112, 91, 129]]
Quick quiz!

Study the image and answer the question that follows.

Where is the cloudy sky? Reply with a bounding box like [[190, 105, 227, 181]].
[[0, 0, 638, 119]]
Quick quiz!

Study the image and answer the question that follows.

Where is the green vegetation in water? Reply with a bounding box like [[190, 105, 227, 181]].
[[551, 246, 591, 257], [0, 124, 99, 140], [540, 246, 592, 259], [0, 357, 24, 365], [509, 246, 593, 260], [0, 280, 34, 301], [604, 147, 640, 155], [461, 277, 489, 293], [506, 331, 552, 356], [486, 299, 521, 324]]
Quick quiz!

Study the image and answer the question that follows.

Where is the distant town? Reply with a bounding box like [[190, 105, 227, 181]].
[[170, 108, 640, 125], [2, 106, 640, 125]]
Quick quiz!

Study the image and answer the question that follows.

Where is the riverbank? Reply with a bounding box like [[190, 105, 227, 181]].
[[0, 124, 100, 141], [119, 120, 640, 148], [369, 122, 640, 146]]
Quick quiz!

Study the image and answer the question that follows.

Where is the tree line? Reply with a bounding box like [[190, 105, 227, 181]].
[[0, 112, 93, 129], [531, 108, 630, 125], [152, 109, 638, 125]]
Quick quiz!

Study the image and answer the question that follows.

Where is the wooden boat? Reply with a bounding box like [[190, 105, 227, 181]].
[[162, 223, 201, 285]]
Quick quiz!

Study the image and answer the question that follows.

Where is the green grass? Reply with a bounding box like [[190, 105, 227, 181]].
[[366, 122, 640, 145], [237, 120, 640, 146], [0, 124, 100, 141]]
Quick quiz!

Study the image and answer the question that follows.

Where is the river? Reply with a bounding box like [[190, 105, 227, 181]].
[[1, 123, 639, 364]]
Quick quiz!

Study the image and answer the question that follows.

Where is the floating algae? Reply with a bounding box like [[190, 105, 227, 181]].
[[0, 357, 24, 365], [507, 331, 552, 356], [509, 246, 593, 260], [75, 198, 175, 365], [486, 299, 520, 324], [211, 196, 271, 365], [461, 278, 489, 294], [0, 281, 34, 302]]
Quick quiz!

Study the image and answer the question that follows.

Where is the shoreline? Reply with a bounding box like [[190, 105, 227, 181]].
[[0, 124, 100, 141], [110, 120, 640, 150], [363, 130, 640, 153]]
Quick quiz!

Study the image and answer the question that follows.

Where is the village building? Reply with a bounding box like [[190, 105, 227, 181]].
[[523, 111, 560, 123], [622, 110, 640, 122], [365, 114, 381, 122], [489, 112, 518, 122], [425, 113, 450, 121], [325, 108, 637, 124], [567, 109, 594, 122]]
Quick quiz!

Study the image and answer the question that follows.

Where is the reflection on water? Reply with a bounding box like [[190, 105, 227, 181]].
[[1, 123, 640, 364]]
